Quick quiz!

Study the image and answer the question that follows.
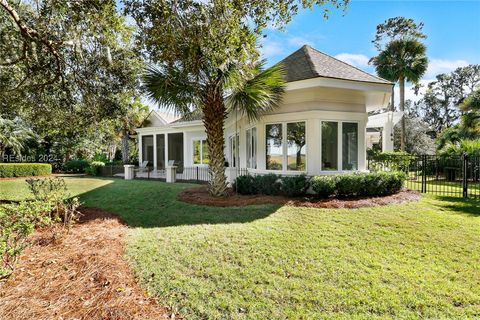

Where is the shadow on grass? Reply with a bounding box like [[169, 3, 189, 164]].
[[78, 178, 281, 228], [432, 196, 480, 217]]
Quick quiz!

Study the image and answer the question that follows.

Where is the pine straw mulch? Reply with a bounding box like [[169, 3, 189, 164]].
[[178, 186, 421, 209], [0, 207, 176, 320]]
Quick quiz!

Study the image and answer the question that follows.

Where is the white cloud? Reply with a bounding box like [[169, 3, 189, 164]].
[[259, 41, 286, 60], [287, 36, 314, 47], [334, 53, 370, 68], [425, 58, 469, 78]]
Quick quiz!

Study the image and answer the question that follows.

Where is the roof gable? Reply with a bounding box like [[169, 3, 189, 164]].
[[279, 45, 392, 85]]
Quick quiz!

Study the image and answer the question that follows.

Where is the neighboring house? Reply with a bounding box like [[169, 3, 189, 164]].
[[135, 45, 393, 180]]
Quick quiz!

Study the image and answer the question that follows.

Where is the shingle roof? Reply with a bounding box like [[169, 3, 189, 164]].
[[173, 45, 392, 123], [278, 45, 392, 85]]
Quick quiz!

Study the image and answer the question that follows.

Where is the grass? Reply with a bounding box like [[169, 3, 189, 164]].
[[1, 177, 480, 319], [0, 175, 112, 201]]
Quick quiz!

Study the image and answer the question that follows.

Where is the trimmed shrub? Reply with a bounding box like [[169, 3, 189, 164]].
[[234, 175, 257, 195], [281, 175, 310, 197], [254, 174, 282, 195], [335, 173, 365, 198], [311, 171, 406, 198], [63, 159, 89, 173], [85, 161, 105, 176], [311, 176, 336, 198], [0, 163, 52, 178]]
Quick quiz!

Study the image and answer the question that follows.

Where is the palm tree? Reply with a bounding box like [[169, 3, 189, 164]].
[[459, 88, 480, 138], [144, 61, 285, 196], [117, 100, 149, 164], [371, 39, 428, 151], [0, 116, 35, 160]]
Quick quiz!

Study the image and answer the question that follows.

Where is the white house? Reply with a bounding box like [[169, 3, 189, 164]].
[[135, 45, 393, 181]]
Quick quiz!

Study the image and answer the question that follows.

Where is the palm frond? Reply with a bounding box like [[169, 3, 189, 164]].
[[225, 61, 286, 122], [143, 65, 199, 116]]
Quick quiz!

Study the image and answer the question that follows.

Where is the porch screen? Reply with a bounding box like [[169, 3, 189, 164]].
[[156, 134, 165, 168], [342, 122, 358, 170], [168, 133, 184, 170], [266, 124, 283, 170], [141, 135, 154, 166], [321, 122, 338, 170]]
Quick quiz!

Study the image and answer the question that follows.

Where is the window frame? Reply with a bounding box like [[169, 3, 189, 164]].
[[246, 126, 257, 169], [320, 120, 360, 172], [192, 138, 209, 166], [265, 121, 307, 173]]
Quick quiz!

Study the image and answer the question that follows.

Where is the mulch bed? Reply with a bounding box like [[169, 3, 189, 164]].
[[0, 207, 176, 320], [178, 186, 421, 209]]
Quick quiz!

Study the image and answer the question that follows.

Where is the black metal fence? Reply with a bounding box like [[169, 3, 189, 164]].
[[368, 154, 480, 198]]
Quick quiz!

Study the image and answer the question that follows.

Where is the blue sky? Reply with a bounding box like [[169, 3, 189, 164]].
[[260, 0, 480, 100]]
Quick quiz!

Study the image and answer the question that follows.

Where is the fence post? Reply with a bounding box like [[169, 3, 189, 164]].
[[421, 155, 427, 193], [462, 153, 468, 198], [196, 166, 199, 183]]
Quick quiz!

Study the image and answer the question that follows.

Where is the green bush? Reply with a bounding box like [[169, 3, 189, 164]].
[[311, 176, 336, 198], [281, 175, 310, 197], [335, 173, 365, 198], [311, 171, 406, 198], [254, 174, 282, 195], [0, 163, 52, 178], [85, 161, 105, 176], [63, 159, 89, 173], [234, 175, 257, 195], [368, 151, 412, 172]]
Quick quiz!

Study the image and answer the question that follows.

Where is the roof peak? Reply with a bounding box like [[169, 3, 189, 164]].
[[278, 45, 392, 85]]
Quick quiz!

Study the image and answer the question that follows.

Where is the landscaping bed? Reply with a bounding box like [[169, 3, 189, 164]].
[[0, 207, 175, 320], [178, 186, 421, 208]]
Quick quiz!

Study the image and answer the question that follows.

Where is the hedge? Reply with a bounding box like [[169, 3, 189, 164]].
[[0, 163, 52, 178], [235, 171, 406, 198]]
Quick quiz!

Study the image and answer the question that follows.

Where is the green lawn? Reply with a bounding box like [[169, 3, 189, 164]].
[[0, 175, 113, 201], [1, 177, 479, 319]]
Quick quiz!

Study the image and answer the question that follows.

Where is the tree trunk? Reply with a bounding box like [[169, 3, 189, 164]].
[[399, 77, 406, 151], [121, 129, 129, 164], [203, 86, 228, 197]]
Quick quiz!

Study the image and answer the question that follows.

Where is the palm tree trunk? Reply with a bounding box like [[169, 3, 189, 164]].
[[399, 76, 406, 151], [121, 129, 129, 164], [203, 86, 228, 197]]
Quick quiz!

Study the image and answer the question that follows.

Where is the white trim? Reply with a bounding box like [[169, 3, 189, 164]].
[[286, 77, 393, 93]]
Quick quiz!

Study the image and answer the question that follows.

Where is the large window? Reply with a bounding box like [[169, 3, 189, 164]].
[[287, 122, 306, 171], [266, 124, 283, 170], [246, 127, 257, 169], [193, 139, 209, 165], [266, 121, 306, 171], [321, 122, 338, 170], [342, 122, 358, 170]]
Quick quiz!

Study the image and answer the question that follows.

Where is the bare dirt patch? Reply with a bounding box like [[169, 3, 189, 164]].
[[0, 207, 175, 320], [178, 186, 421, 208]]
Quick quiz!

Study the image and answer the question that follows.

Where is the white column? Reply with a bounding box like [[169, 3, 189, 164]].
[[166, 166, 177, 183], [138, 134, 143, 165], [382, 111, 394, 151], [257, 122, 266, 170], [165, 133, 169, 165], [358, 118, 367, 171], [153, 134, 157, 169], [338, 122, 343, 171], [308, 119, 321, 176]]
